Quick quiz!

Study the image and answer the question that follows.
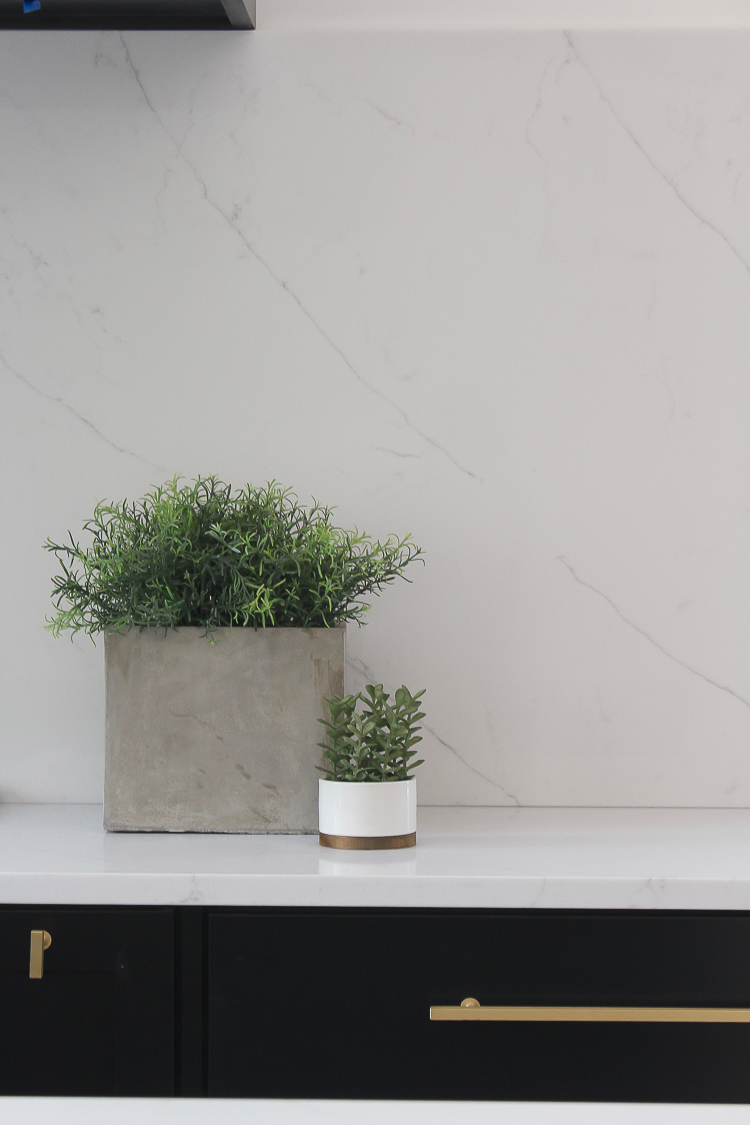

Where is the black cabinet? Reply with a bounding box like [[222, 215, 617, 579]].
[[3, 904, 750, 1101], [207, 909, 750, 1103], [0, 908, 174, 1096], [0, 1, 255, 30]]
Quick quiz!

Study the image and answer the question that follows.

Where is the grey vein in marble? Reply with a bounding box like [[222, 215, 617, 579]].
[[565, 32, 750, 280], [346, 657, 519, 802], [0, 350, 162, 469], [118, 36, 481, 485], [373, 447, 423, 459], [559, 556, 750, 713], [525, 50, 561, 181], [421, 720, 521, 805], [364, 101, 412, 131]]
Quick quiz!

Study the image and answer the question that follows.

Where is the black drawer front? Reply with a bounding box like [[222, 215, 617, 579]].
[[208, 909, 750, 1102], [0, 908, 174, 1096]]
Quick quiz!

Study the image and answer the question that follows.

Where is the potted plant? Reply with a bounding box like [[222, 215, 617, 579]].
[[317, 683, 426, 849], [45, 477, 422, 834]]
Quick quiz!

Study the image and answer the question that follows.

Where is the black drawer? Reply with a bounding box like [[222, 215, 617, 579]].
[[0, 907, 174, 1096], [207, 908, 750, 1102]]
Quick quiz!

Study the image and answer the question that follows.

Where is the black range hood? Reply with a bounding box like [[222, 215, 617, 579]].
[[0, 0, 255, 28]]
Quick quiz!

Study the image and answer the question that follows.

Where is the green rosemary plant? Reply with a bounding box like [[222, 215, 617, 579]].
[[45, 477, 422, 637], [318, 684, 426, 782]]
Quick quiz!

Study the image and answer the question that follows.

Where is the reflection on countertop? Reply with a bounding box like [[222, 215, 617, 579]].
[[2, 803, 750, 909]]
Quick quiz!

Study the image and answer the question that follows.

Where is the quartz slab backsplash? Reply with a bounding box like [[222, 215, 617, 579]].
[[1, 30, 749, 807]]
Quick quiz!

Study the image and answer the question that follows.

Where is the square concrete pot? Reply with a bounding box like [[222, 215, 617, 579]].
[[104, 625, 345, 833]]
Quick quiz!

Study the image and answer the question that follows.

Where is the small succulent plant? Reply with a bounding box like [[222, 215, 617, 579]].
[[318, 684, 426, 782]]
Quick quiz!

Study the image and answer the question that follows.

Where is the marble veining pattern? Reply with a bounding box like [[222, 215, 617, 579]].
[[1, 31, 749, 806]]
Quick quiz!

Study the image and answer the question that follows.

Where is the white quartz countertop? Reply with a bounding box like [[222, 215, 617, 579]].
[[4, 804, 750, 909], [1, 1100, 749, 1125]]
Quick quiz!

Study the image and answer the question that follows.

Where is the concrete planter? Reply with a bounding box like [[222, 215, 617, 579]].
[[104, 625, 345, 833], [318, 778, 416, 849]]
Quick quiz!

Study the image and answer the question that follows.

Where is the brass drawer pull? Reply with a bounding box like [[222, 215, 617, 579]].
[[29, 930, 51, 979], [430, 998, 750, 1023]]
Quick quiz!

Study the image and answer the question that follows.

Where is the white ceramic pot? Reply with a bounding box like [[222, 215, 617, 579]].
[[318, 779, 417, 850]]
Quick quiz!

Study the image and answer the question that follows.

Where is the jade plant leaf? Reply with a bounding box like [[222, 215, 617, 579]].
[[317, 684, 426, 782]]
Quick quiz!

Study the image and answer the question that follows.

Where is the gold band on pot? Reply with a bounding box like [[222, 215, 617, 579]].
[[319, 831, 416, 850]]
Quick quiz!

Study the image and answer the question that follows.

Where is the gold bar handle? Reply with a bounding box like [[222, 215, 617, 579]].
[[29, 930, 51, 979], [430, 998, 750, 1023]]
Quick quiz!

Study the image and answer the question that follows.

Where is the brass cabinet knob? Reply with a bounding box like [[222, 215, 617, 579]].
[[29, 930, 51, 979]]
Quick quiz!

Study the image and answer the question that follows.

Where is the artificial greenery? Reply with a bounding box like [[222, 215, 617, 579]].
[[45, 477, 422, 637], [317, 684, 426, 782]]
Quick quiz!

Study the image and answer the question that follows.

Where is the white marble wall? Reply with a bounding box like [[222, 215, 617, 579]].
[[1, 29, 749, 806]]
